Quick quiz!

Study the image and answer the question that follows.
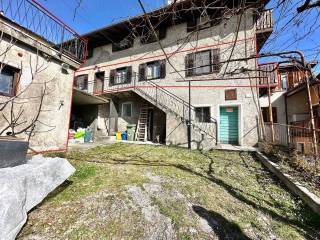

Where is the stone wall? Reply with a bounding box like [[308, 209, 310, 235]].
[[0, 19, 77, 152]]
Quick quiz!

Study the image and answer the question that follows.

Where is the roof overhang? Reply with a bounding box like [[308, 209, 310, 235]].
[[72, 88, 108, 106], [286, 79, 320, 97], [82, 0, 266, 48]]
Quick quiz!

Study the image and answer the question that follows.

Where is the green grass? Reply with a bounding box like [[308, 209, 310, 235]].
[[19, 143, 320, 239]]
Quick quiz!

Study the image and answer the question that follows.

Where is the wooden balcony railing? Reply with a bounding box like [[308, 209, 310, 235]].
[[258, 63, 279, 87], [256, 9, 274, 32]]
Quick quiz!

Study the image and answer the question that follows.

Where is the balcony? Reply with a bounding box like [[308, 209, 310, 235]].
[[0, 0, 87, 62], [258, 63, 279, 88], [255, 9, 274, 51]]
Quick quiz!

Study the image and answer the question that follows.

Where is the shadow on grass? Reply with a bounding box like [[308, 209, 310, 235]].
[[193, 205, 250, 239], [64, 146, 320, 238]]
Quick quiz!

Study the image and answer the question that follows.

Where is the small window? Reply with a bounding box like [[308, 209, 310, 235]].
[[112, 38, 133, 52], [0, 65, 19, 96], [262, 107, 278, 123], [225, 89, 237, 100], [195, 107, 211, 123], [187, 14, 212, 32], [139, 60, 166, 81], [141, 28, 166, 44], [122, 102, 132, 117], [280, 74, 288, 90], [185, 49, 220, 77], [110, 67, 132, 85], [75, 74, 88, 91]]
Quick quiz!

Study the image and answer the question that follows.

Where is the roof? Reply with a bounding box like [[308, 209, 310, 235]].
[[82, 0, 267, 48], [278, 60, 318, 70]]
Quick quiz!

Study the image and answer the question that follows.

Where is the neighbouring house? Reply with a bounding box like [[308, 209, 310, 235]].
[[0, 0, 87, 152], [73, 0, 273, 149], [258, 60, 320, 153]]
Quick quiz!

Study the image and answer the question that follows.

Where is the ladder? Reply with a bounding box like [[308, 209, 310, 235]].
[[135, 104, 149, 141]]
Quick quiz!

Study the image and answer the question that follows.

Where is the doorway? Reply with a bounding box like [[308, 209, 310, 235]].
[[219, 106, 239, 145]]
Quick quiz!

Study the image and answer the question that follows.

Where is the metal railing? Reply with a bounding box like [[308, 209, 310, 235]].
[[256, 9, 273, 32], [264, 122, 320, 155], [0, 0, 87, 62], [89, 72, 218, 140]]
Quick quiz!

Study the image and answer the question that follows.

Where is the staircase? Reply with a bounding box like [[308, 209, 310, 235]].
[[132, 77, 218, 141], [135, 104, 149, 141], [95, 73, 218, 142]]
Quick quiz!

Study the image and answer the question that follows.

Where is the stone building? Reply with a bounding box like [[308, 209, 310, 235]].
[[73, 0, 273, 149], [0, 0, 87, 152]]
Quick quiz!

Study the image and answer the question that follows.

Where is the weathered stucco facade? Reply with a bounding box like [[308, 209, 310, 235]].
[[0, 17, 79, 152], [74, 7, 269, 148]]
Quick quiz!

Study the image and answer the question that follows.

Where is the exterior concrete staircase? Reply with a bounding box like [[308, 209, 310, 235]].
[[132, 77, 218, 141]]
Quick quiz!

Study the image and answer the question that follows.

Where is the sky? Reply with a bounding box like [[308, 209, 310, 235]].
[[37, 0, 320, 73]]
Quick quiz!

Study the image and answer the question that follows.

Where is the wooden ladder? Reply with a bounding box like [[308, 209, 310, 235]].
[[135, 104, 149, 141]]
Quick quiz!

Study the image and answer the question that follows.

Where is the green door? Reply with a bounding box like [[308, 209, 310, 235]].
[[219, 106, 239, 144]]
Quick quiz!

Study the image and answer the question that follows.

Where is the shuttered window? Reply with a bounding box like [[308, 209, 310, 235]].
[[185, 49, 220, 77], [109, 67, 132, 86], [139, 60, 166, 81]]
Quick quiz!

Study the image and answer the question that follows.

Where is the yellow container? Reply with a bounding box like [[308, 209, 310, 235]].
[[116, 132, 122, 140]]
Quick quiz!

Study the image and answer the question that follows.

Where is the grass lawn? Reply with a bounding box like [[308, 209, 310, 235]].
[[18, 143, 320, 239]]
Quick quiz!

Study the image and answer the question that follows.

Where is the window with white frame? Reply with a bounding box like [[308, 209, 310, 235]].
[[122, 102, 132, 117], [146, 62, 161, 79], [195, 107, 211, 122]]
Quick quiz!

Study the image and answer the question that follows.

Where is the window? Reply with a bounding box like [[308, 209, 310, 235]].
[[0, 66, 19, 96], [110, 67, 132, 85], [195, 107, 211, 123], [225, 89, 237, 100], [280, 73, 288, 90], [262, 107, 278, 123], [185, 49, 220, 77], [187, 14, 212, 32], [141, 27, 166, 44], [74, 74, 88, 91], [139, 60, 166, 81], [112, 38, 133, 52], [122, 102, 132, 117]]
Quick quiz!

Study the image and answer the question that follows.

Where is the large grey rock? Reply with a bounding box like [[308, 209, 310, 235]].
[[0, 155, 75, 240]]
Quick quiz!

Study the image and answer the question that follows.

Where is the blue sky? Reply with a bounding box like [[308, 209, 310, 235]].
[[38, 0, 320, 73]]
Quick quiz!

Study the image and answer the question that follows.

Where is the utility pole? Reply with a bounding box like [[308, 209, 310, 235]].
[[304, 64, 318, 161], [187, 80, 192, 149]]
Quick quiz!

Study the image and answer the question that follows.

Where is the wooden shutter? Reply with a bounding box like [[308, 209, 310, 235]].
[[187, 16, 197, 32], [109, 69, 116, 86], [160, 60, 166, 79], [139, 64, 146, 81], [185, 53, 194, 77], [211, 48, 220, 72], [126, 66, 132, 83]]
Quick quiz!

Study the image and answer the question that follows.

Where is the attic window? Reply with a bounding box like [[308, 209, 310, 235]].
[[112, 38, 133, 52], [141, 27, 166, 44], [187, 14, 212, 32]]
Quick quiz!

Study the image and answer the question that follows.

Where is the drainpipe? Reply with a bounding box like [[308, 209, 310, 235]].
[[187, 80, 192, 149]]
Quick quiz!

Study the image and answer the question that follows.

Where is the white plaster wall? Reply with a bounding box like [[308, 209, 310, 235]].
[[0, 35, 74, 151]]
